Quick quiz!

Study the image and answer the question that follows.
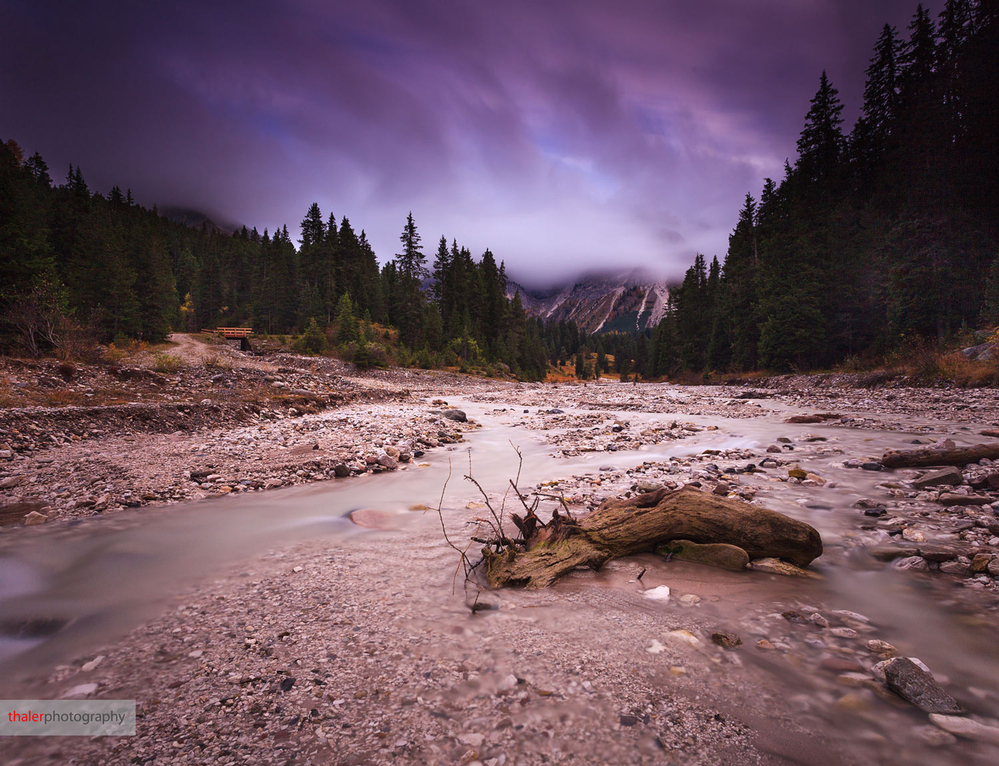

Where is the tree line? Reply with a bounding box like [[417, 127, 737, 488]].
[[649, 0, 998, 376], [0, 140, 597, 380]]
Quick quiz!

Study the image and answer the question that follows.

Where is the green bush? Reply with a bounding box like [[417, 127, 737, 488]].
[[293, 318, 329, 355], [351, 338, 389, 369], [152, 352, 182, 373], [415, 348, 435, 369]]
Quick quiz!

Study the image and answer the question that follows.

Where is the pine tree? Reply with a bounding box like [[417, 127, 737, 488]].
[[479, 248, 507, 359], [334, 292, 359, 346], [853, 24, 902, 176], [796, 71, 845, 186], [393, 213, 427, 347], [298, 203, 327, 324], [431, 236, 450, 305], [25, 152, 51, 186], [396, 212, 427, 281], [937, 0, 974, 149], [724, 193, 760, 370]]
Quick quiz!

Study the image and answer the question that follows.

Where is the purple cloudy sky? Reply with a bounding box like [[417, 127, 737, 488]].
[[1, 0, 929, 285]]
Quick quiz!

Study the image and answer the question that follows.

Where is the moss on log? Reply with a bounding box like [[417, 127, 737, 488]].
[[484, 487, 822, 589]]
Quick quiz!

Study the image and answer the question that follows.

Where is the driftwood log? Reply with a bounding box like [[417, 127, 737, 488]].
[[483, 487, 822, 589], [881, 443, 999, 469]]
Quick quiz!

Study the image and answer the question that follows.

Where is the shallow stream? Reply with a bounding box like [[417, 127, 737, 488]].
[[1, 393, 997, 763]]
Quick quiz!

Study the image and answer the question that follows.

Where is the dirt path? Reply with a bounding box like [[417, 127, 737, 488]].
[[158, 332, 275, 370]]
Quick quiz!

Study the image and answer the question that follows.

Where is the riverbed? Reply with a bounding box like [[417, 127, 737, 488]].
[[2, 380, 999, 764]]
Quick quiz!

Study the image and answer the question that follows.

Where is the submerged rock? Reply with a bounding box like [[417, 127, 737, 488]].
[[711, 632, 742, 649], [751, 557, 820, 578], [883, 657, 962, 713], [894, 556, 929, 571], [643, 585, 671, 602], [929, 714, 999, 746], [913, 466, 964, 489], [657, 539, 749, 571], [938, 493, 991, 506]]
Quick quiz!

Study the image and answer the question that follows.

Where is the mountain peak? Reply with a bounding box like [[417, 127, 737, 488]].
[[507, 271, 670, 334]]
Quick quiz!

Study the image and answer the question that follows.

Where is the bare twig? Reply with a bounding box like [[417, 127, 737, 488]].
[[465, 450, 516, 548], [535, 492, 574, 518], [432, 460, 476, 592], [509, 479, 534, 513], [510, 441, 524, 488]]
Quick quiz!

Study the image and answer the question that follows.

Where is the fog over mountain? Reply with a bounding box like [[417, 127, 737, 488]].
[[507, 268, 671, 334]]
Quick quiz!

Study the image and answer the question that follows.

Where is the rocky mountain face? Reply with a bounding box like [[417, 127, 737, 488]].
[[160, 207, 240, 235], [507, 271, 670, 334]]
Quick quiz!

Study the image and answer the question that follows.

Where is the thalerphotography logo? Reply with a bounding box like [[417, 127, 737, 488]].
[[2, 700, 136, 736]]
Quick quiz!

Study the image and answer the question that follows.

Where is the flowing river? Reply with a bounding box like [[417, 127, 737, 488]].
[[2, 391, 998, 764]]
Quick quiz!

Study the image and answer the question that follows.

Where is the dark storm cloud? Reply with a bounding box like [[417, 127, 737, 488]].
[[0, 0, 927, 283]]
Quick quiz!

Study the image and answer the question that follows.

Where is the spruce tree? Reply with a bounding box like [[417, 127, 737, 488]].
[[796, 71, 845, 186]]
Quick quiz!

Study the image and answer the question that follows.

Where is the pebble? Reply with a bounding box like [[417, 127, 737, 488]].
[[929, 714, 999, 746], [751, 558, 818, 578], [61, 683, 99, 698], [809, 613, 829, 628], [711, 632, 742, 649], [756, 640, 776, 650], [830, 609, 870, 623], [894, 556, 929, 571], [867, 640, 897, 656], [940, 560, 969, 575], [646, 640, 666, 654], [912, 725, 958, 747], [666, 629, 702, 648], [22, 510, 49, 525], [782, 610, 809, 625]]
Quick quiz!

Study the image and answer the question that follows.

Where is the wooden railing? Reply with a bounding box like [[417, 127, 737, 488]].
[[202, 327, 254, 338]]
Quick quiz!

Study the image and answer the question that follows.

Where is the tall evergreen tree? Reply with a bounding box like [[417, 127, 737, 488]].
[[795, 71, 845, 187]]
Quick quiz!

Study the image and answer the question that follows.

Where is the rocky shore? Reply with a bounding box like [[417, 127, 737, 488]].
[[3, 342, 999, 764], [0, 341, 502, 528]]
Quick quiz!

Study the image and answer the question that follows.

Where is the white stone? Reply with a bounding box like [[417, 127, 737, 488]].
[[643, 585, 671, 602], [929, 714, 999, 746], [830, 610, 870, 623], [666, 629, 701, 648], [80, 655, 104, 672], [809, 613, 829, 628], [61, 683, 99, 698]]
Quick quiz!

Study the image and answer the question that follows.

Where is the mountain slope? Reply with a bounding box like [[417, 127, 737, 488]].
[[507, 271, 670, 334]]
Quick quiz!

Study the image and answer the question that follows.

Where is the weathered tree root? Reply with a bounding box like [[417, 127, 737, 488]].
[[483, 487, 823, 589]]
